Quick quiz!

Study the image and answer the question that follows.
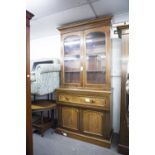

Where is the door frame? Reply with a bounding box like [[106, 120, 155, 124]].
[[26, 10, 34, 155]]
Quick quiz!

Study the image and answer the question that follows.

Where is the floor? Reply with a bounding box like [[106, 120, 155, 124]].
[[33, 129, 122, 155]]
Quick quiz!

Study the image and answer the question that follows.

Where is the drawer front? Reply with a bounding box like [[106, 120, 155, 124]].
[[58, 94, 108, 108]]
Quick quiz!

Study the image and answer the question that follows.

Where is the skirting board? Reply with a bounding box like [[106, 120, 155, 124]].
[[56, 128, 112, 148], [118, 144, 129, 155]]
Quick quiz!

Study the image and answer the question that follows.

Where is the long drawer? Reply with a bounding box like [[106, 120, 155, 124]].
[[58, 94, 109, 108]]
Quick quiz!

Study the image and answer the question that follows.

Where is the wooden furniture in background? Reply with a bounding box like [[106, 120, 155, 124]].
[[32, 101, 56, 136], [117, 25, 129, 155], [56, 16, 113, 147], [26, 10, 34, 155]]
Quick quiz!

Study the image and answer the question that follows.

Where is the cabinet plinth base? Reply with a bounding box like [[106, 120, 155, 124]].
[[56, 128, 112, 148], [118, 144, 129, 155]]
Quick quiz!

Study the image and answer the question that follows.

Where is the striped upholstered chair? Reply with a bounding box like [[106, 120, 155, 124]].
[[31, 59, 60, 96], [30, 59, 60, 136]]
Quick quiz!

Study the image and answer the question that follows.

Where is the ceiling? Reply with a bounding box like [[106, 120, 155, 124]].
[[26, 0, 129, 39]]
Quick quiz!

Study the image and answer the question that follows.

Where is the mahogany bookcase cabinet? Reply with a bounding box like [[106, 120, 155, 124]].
[[56, 16, 113, 148]]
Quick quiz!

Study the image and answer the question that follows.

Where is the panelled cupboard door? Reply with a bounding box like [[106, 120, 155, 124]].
[[61, 31, 83, 87], [61, 106, 79, 130], [83, 27, 111, 89], [82, 110, 105, 137]]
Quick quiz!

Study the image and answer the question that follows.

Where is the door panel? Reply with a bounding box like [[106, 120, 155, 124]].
[[82, 110, 104, 136], [83, 27, 111, 89], [62, 32, 83, 87], [61, 106, 79, 130]]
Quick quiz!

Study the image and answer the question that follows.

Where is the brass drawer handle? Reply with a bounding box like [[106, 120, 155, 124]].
[[85, 98, 95, 103], [91, 100, 95, 103], [59, 96, 69, 101], [85, 98, 90, 102], [65, 97, 69, 101]]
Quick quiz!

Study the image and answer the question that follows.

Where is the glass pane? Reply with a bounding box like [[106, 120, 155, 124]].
[[86, 32, 106, 55], [86, 32, 106, 84], [64, 56, 80, 72], [65, 72, 80, 83], [64, 35, 80, 56], [64, 35, 81, 84]]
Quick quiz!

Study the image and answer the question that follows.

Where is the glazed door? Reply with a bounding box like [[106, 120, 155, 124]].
[[81, 110, 105, 137], [83, 27, 111, 89], [61, 106, 79, 131], [62, 32, 83, 87]]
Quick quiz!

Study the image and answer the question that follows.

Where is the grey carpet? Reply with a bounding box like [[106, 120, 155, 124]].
[[33, 129, 122, 155]]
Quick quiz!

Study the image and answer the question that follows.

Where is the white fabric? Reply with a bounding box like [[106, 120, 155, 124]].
[[31, 62, 60, 95], [30, 72, 36, 82]]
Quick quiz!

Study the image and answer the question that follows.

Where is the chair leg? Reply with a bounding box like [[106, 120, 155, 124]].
[[34, 94, 36, 101], [51, 109, 54, 120], [48, 111, 50, 119], [48, 94, 50, 101], [40, 129, 44, 137], [41, 111, 43, 124]]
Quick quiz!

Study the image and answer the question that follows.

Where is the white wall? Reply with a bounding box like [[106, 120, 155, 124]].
[[111, 38, 122, 133], [30, 35, 60, 60]]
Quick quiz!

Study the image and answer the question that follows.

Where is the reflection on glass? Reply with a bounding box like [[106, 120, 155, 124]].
[[86, 32, 106, 84], [64, 56, 80, 72], [126, 73, 129, 127], [64, 35, 81, 84], [64, 72, 80, 83], [86, 32, 106, 55], [86, 55, 106, 71], [64, 35, 80, 56]]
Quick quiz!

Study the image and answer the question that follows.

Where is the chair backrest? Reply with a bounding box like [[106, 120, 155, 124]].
[[32, 60, 53, 72], [31, 60, 60, 95]]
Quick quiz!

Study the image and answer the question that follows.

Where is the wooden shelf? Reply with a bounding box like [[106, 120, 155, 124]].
[[86, 53, 106, 57], [86, 37, 105, 43], [64, 70, 105, 73], [86, 48, 105, 55], [87, 70, 104, 72], [32, 117, 54, 137], [64, 53, 80, 57], [64, 58, 80, 61], [65, 71, 80, 73]]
